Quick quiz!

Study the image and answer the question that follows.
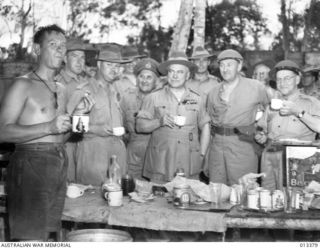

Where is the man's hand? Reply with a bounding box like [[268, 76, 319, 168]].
[[279, 100, 302, 117], [255, 131, 267, 144], [49, 114, 71, 134], [91, 124, 113, 137], [160, 114, 175, 128], [73, 92, 95, 115]]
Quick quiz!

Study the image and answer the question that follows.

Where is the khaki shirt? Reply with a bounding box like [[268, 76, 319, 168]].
[[137, 85, 210, 130], [207, 76, 269, 127], [257, 91, 320, 141], [81, 78, 123, 138], [120, 88, 150, 140], [186, 73, 220, 95]]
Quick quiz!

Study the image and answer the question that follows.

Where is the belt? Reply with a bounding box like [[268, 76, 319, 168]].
[[15, 142, 64, 152], [211, 126, 238, 136]]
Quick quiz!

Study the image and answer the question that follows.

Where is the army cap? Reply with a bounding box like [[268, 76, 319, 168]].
[[66, 38, 90, 52], [274, 60, 300, 75], [134, 58, 160, 77], [302, 65, 320, 74], [189, 46, 214, 59], [217, 49, 243, 63], [158, 51, 198, 75], [97, 45, 131, 63], [122, 45, 147, 60]]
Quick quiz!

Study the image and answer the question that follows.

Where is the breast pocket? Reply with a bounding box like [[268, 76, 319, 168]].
[[184, 104, 199, 125], [155, 103, 169, 118]]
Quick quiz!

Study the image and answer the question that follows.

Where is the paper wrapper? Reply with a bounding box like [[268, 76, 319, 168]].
[[164, 176, 231, 202]]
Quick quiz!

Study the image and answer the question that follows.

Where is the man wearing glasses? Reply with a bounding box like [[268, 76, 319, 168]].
[[255, 60, 320, 190]]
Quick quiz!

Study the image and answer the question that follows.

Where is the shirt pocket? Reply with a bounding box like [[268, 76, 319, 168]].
[[183, 104, 199, 125], [155, 103, 169, 118]]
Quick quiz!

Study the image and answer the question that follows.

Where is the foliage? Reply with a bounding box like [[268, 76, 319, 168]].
[[204, 0, 270, 51]]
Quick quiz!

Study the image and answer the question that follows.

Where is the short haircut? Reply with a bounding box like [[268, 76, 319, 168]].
[[33, 24, 65, 46]]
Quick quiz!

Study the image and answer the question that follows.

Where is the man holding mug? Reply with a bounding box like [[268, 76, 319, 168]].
[[136, 51, 210, 183], [76, 45, 129, 186], [255, 60, 320, 190], [0, 25, 92, 241]]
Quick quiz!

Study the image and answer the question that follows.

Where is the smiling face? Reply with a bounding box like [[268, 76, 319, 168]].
[[167, 64, 190, 88], [137, 69, 157, 94], [219, 59, 242, 82], [37, 31, 66, 69], [65, 50, 85, 75], [276, 69, 300, 97]]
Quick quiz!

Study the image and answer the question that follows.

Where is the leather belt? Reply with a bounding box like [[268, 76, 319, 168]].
[[211, 125, 238, 136]]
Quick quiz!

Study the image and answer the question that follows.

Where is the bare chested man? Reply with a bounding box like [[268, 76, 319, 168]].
[[0, 25, 83, 241]]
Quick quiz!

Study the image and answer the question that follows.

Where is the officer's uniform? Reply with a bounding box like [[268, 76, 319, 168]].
[[258, 60, 320, 190], [76, 77, 127, 186], [55, 39, 91, 182], [207, 49, 269, 185], [121, 88, 150, 179], [137, 85, 210, 183]]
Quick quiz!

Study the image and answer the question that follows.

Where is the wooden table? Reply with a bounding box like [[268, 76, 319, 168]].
[[62, 188, 227, 233]]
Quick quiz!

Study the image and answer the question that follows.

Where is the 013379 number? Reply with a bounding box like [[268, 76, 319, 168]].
[[300, 243, 319, 247]]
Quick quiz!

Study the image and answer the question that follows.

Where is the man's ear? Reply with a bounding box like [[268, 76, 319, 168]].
[[33, 44, 41, 57], [295, 74, 301, 86]]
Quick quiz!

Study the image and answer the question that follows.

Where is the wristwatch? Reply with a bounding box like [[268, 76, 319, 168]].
[[298, 110, 305, 118]]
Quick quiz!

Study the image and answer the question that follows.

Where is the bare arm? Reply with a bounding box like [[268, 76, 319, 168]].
[[0, 78, 70, 143]]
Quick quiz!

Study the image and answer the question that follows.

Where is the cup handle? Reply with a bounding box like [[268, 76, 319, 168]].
[[79, 190, 84, 196], [104, 192, 109, 200]]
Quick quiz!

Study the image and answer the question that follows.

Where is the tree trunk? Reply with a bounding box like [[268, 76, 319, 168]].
[[192, 0, 206, 52], [280, 0, 290, 59], [301, 0, 315, 53], [169, 0, 194, 55]]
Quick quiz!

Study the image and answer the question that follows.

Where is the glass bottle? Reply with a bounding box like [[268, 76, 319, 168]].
[[108, 155, 121, 186]]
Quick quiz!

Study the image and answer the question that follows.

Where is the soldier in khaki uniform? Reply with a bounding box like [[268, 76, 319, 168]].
[[207, 49, 269, 185], [301, 65, 320, 100], [113, 46, 146, 98], [76, 46, 128, 186], [55, 38, 91, 182], [255, 60, 320, 190], [136, 51, 210, 183], [120, 58, 160, 180], [187, 46, 220, 95]]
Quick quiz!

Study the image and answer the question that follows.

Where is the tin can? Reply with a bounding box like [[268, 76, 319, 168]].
[[230, 186, 238, 205], [259, 189, 271, 209], [173, 185, 191, 206], [121, 174, 135, 196], [247, 190, 259, 209], [294, 189, 303, 210], [272, 190, 284, 209]]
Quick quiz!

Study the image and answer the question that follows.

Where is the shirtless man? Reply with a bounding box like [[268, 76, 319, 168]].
[[0, 25, 89, 241]]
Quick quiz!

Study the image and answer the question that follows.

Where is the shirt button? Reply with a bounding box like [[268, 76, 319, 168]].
[[178, 141, 180, 144], [278, 125, 280, 128]]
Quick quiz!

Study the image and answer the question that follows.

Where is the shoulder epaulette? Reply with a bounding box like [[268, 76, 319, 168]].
[[188, 87, 200, 96]]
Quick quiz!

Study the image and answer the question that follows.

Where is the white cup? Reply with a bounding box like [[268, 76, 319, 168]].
[[72, 115, 89, 133], [271, 99, 283, 110], [113, 126, 125, 136], [174, 115, 186, 126], [104, 190, 123, 206], [66, 185, 84, 198]]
